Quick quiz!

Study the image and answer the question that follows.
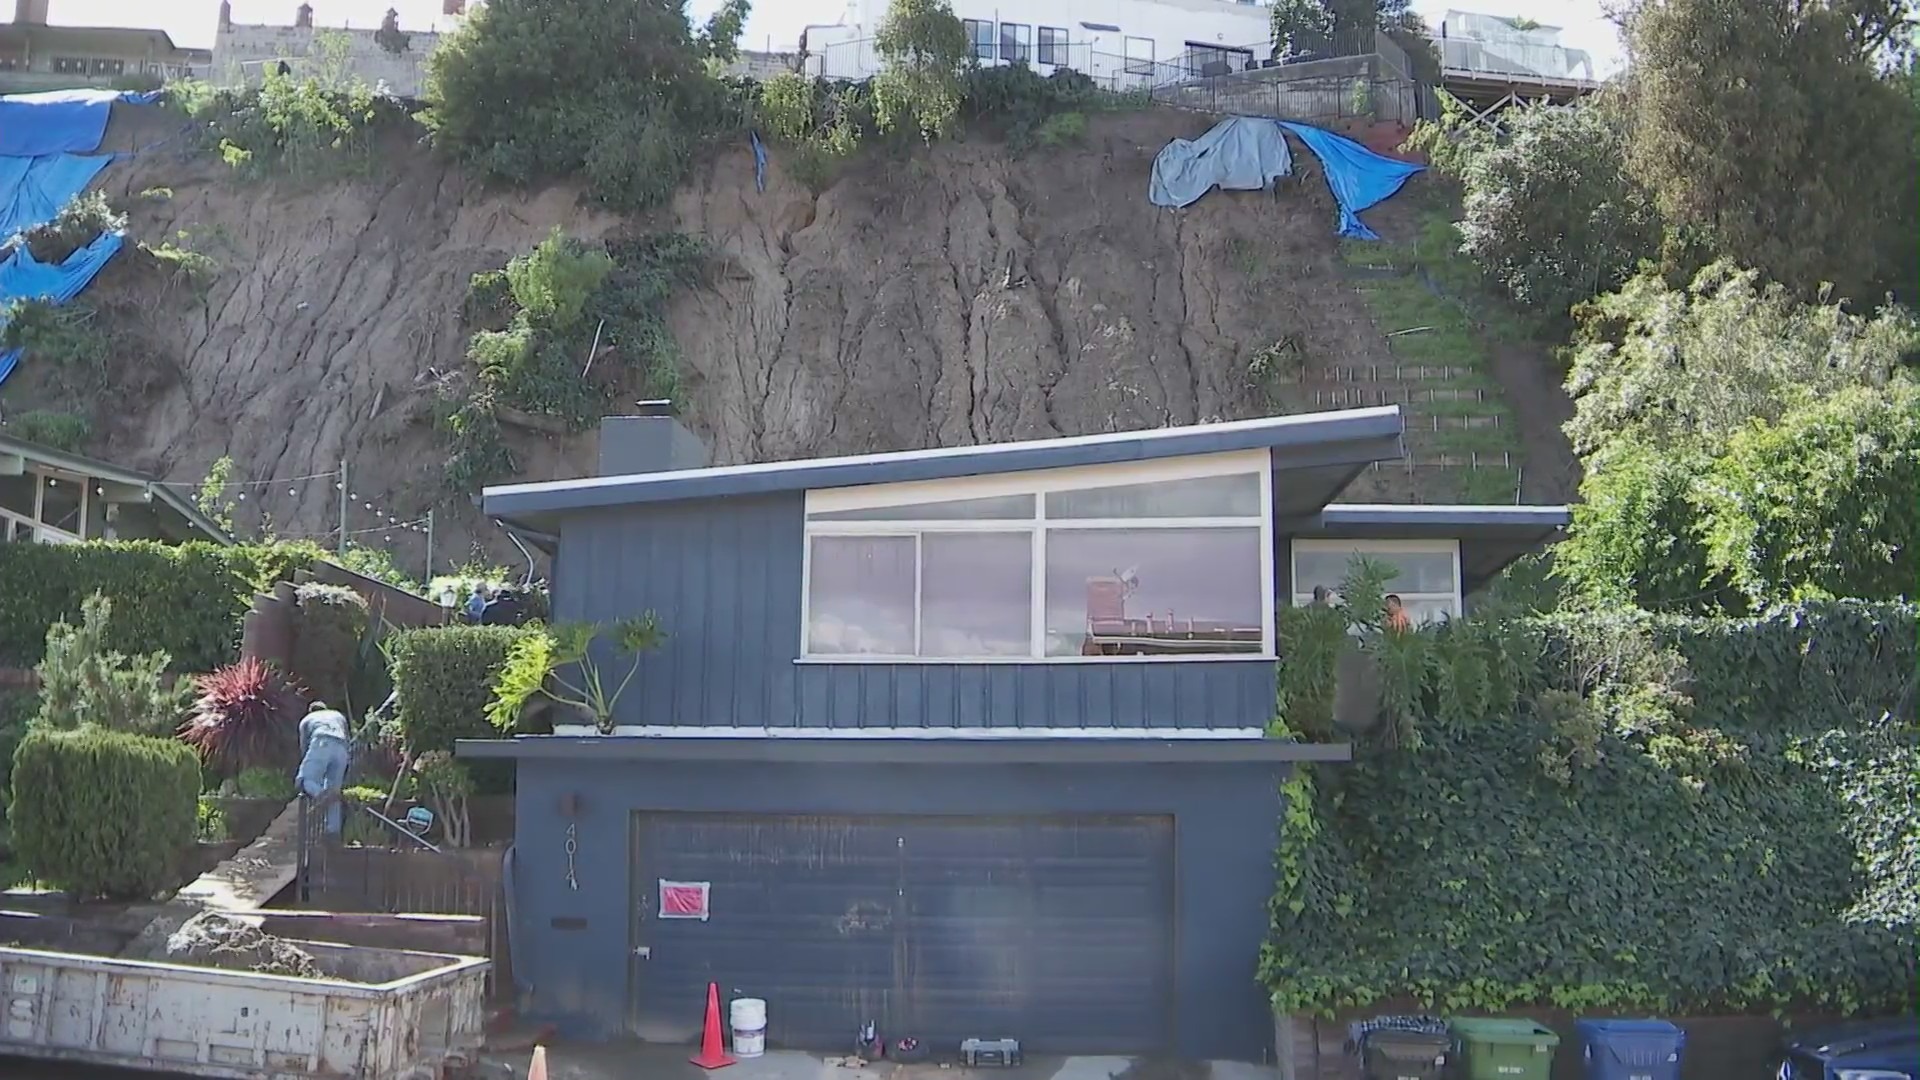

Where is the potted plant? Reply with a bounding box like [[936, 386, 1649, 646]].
[[486, 615, 665, 735]]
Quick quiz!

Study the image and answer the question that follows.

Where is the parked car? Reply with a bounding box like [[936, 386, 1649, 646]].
[[1777, 1021, 1918, 1080]]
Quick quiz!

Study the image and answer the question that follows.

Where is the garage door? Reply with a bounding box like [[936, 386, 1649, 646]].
[[628, 813, 1174, 1054]]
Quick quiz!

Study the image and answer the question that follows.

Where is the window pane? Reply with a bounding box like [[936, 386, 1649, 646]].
[[1293, 546, 1456, 596], [1001, 23, 1031, 63], [921, 532, 1032, 657], [39, 477, 80, 536], [808, 536, 915, 655], [1046, 472, 1260, 519], [965, 19, 995, 60], [1045, 528, 1263, 656], [1038, 26, 1066, 66], [810, 493, 1034, 522]]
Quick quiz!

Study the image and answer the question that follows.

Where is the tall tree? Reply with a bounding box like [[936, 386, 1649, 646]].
[[1622, 0, 1916, 302]]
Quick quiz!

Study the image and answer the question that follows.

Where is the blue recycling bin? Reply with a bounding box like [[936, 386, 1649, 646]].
[[1576, 1019, 1685, 1080]]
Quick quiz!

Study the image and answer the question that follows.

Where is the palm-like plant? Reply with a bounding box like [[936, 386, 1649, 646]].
[[178, 658, 304, 777], [487, 615, 666, 735]]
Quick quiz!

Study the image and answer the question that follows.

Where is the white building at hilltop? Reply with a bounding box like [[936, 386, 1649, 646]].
[[209, 0, 470, 99], [803, 0, 1276, 88]]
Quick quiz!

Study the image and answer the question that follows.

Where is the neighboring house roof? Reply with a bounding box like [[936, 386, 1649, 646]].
[[0, 433, 233, 544], [1286, 503, 1570, 593], [0, 24, 202, 60], [485, 406, 1408, 534]]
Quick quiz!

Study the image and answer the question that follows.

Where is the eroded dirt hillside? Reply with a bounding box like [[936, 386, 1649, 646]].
[[13, 108, 1561, 567]]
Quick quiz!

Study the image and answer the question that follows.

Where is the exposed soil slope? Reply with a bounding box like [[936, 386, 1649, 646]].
[[4, 108, 1571, 566]]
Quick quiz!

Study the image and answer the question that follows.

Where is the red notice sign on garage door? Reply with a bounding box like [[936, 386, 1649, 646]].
[[658, 879, 711, 921]]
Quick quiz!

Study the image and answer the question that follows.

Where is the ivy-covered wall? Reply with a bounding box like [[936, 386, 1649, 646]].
[[1264, 602, 1918, 1017], [0, 542, 320, 672]]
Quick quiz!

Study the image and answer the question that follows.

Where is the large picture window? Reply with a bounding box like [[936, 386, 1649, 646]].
[[803, 452, 1273, 662], [1290, 539, 1462, 627]]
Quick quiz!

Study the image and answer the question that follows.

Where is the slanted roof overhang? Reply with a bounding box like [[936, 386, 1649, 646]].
[[0, 433, 232, 544], [485, 406, 1407, 534], [1282, 503, 1570, 593]]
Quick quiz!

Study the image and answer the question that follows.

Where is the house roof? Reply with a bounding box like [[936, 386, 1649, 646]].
[[485, 406, 1408, 532], [0, 433, 232, 543], [0, 24, 201, 60], [1287, 503, 1570, 592]]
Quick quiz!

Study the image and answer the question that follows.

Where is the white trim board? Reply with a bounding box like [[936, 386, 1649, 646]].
[[551, 724, 1271, 740]]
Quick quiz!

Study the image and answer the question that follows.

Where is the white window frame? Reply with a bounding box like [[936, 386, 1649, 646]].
[[962, 18, 996, 62], [1123, 36, 1155, 75], [1288, 538, 1464, 625], [999, 21, 1033, 65], [1037, 26, 1069, 67], [801, 449, 1275, 664]]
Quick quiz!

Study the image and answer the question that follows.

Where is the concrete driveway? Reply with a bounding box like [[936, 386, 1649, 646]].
[[482, 1042, 1277, 1080]]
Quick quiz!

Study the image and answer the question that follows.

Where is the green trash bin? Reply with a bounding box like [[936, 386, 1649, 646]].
[[1449, 1018, 1560, 1080]]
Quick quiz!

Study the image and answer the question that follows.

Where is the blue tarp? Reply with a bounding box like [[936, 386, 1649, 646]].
[[0, 230, 126, 386], [1148, 115, 1293, 209], [1147, 116, 1425, 239], [0, 153, 115, 238], [1276, 121, 1424, 240], [0, 88, 158, 157]]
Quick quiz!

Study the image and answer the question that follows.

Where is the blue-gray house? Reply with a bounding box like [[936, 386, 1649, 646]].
[[459, 405, 1568, 1062]]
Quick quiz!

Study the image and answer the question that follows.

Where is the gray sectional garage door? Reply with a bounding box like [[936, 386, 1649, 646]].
[[628, 812, 1175, 1054]]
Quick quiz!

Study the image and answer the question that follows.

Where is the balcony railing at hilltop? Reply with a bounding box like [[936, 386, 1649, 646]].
[[808, 27, 1430, 125]]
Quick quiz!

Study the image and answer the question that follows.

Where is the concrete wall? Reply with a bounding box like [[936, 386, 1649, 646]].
[[509, 755, 1289, 1060], [212, 22, 444, 98]]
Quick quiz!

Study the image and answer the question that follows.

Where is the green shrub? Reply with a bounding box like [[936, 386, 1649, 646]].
[[0, 300, 112, 394], [233, 764, 295, 801], [36, 593, 188, 736], [421, 0, 749, 212], [389, 624, 532, 756], [3, 410, 92, 452], [0, 541, 320, 670], [195, 797, 228, 841], [0, 689, 36, 821], [1264, 602, 1919, 1017], [10, 728, 199, 899], [290, 583, 370, 704]]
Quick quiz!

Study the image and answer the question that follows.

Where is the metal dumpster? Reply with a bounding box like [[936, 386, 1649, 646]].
[[0, 940, 488, 1078]]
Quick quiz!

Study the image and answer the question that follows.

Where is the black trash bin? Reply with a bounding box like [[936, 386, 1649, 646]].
[[1350, 1016, 1452, 1080]]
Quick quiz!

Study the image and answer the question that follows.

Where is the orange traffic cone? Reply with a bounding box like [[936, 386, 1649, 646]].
[[690, 981, 735, 1070], [527, 1045, 548, 1080]]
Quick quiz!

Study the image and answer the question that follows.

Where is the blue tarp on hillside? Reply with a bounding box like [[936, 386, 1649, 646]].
[[1147, 116, 1425, 239], [0, 88, 159, 157], [1148, 115, 1294, 209], [0, 230, 126, 386], [0, 153, 115, 238], [1276, 121, 1424, 240]]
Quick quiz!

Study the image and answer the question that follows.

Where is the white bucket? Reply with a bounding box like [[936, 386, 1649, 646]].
[[730, 997, 767, 1058]]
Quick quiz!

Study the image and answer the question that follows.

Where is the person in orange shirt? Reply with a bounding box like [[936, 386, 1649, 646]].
[[1384, 594, 1412, 633]]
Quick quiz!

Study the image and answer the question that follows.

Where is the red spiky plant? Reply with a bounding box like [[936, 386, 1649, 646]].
[[178, 657, 304, 778]]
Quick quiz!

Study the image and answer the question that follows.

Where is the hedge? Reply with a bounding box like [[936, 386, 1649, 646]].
[[0, 541, 321, 672], [389, 624, 533, 795], [389, 624, 532, 754], [1264, 601, 1918, 1018], [9, 727, 200, 899]]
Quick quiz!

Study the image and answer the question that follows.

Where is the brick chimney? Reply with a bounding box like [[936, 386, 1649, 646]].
[[218, 0, 232, 30], [442, 0, 465, 14], [13, 0, 49, 26], [295, 2, 313, 28]]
